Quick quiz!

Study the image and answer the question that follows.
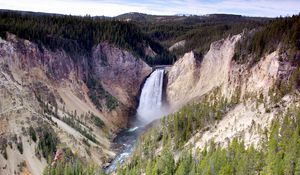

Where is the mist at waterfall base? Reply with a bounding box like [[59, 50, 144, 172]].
[[105, 69, 168, 173]]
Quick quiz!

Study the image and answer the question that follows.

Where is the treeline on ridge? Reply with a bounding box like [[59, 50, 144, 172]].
[[138, 14, 268, 57], [0, 10, 174, 65], [234, 14, 300, 64]]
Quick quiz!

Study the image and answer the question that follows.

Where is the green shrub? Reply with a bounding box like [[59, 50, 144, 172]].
[[91, 114, 104, 128], [43, 148, 105, 175], [29, 126, 37, 142], [2, 148, 7, 160], [62, 116, 99, 144], [86, 76, 118, 111], [0, 138, 8, 159], [36, 125, 58, 159], [82, 138, 91, 147], [105, 95, 118, 111], [17, 141, 23, 154]]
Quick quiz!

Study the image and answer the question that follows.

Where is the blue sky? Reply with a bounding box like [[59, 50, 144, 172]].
[[0, 0, 299, 17]]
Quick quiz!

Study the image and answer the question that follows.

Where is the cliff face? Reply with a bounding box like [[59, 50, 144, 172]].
[[1, 33, 151, 127], [167, 34, 241, 109], [166, 33, 294, 149], [0, 34, 151, 175], [166, 51, 201, 109], [167, 33, 290, 108], [92, 43, 152, 108]]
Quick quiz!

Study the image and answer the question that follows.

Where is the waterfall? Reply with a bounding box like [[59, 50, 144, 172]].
[[137, 69, 165, 124], [105, 69, 166, 173]]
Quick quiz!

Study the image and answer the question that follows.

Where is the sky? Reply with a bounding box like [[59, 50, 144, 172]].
[[0, 0, 299, 17]]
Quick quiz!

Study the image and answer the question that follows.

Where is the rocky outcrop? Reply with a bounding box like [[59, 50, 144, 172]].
[[92, 43, 152, 108], [2, 33, 76, 81], [144, 45, 157, 58], [167, 34, 241, 108], [168, 40, 186, 51], [166, 51, 200, 109]]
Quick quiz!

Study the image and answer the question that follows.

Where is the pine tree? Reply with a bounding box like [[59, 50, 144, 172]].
[[159, 143, 175, 175], [265, 119, 282, 175]]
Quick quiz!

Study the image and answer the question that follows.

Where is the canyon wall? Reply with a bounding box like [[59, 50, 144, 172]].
[[166, 33, 294, 149], [0, 33, 151, 174]]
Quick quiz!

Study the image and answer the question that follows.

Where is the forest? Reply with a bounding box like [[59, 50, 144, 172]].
[[137, 14, 268, 57], [0, 10, 174, 65], [0, 10, 270, 65], [234, 14, 300, 65], [116, 99, 300, 175]]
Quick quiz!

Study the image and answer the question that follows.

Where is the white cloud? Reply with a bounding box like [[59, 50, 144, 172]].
[[0, 0, 146, 16], [0, 0, 299, 17]]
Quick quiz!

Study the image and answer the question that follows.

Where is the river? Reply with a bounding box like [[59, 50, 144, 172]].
[[105, 69, 166, 174]]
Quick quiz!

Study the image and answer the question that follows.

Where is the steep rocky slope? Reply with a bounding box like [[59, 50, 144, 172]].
[[0, 33, 151, 174], [166, 33, 294, 148], [92, 43, 152, 108], [167, 34, 241, 108]]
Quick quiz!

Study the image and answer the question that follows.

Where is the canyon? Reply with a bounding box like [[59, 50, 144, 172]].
[[0, 30, 297, 175], [0, 10, 299, 175]]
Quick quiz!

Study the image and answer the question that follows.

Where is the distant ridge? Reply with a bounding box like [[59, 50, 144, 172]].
[[115, 12, 271, 23], [0, 9, 271, 22]]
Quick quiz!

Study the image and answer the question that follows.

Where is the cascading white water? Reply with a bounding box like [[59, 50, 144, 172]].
[[137, 69, 165, 124], [105, 69, 166, 173]]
